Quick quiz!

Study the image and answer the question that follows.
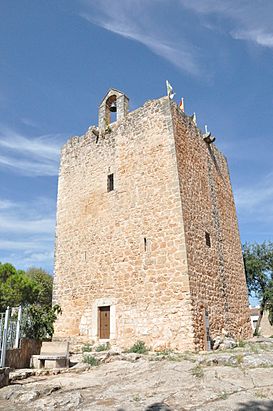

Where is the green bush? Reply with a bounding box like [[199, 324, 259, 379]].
[[237, 340, 247, 348], [21, 304, 61, 340], [83, 355, 99, 366], [82, 343, 93, 352], [191, 364, 204, 378], [127, 340, 149, 354]]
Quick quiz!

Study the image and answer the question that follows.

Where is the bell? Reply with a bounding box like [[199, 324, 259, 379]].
[[109, 101, 117, 112]]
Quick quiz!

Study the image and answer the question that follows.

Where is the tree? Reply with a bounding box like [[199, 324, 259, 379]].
[[25, 267, 53, 306], [0, 263, 60, 340], [1, 272, 39, 309], [243, 242, 273, 334], [0, 262, 17, 282], [22, 304, 61, 340]]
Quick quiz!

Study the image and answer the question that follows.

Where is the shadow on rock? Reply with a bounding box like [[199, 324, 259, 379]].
[[145, 403, 173, 411], [237, 400, 273, 410], [117, 403, 173, 411]]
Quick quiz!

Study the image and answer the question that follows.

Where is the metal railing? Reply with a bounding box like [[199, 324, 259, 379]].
[[0, 306, 22, 367]]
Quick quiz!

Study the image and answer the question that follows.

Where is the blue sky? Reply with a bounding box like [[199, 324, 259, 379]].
[[0, 0, 273, 276]]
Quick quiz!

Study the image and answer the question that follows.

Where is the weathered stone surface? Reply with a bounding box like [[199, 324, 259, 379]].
[[53, 89, 251, 352], [171, 103, 251, 349], [34, 392, 82, 410], [213, 336, 237, 350], [1, 346, 273, 411], [9, 369, 35, 382]]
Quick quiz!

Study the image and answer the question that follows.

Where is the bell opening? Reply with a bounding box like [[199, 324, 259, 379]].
[[109, 102, 117, 113]]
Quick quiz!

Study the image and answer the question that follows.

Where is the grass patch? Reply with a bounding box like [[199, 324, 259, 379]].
[[132, 394, 141, 402], [236, 354, 244, 365], [217, 391, 228, 400], [191, 364, 204, 378], [82, 343, 93, 353], [255, 389, 268, 399], [83, 354, 99, 366], [150, 351, 196, 363], [127, 340, 149, 354], [156, 348, 174, 356], [248, 343, 259, 354], [95, 342, 110, 352], [237, 340, 247, 348]]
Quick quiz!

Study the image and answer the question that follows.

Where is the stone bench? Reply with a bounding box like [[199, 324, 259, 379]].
[[31, 342, 69, 369]]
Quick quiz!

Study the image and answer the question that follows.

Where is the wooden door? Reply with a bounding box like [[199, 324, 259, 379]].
[[99, 306, 110, 339]]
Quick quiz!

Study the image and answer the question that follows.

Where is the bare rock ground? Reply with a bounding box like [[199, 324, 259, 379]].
[[1, 340, 273, 411]]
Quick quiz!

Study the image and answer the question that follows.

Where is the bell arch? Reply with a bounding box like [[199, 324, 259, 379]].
[[98, 89, 129, 129]]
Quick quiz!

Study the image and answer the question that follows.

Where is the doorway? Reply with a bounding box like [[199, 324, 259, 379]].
[[99, 306, 110, 339]]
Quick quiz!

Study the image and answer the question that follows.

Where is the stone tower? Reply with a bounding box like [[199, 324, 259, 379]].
[[53, 89, 251, 351]]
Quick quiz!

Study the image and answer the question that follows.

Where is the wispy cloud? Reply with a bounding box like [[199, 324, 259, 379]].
[[0, 126, 63, 176], [0, 199, 16, 210], [0, 240, 50, 251], [20, 117, 40, 129], [232, 29, 273, 48], [0, 196, 56, 271], [80, 0, 200, 76], [0, 215, 55, 234], [234, 172, 273, 223], [180, 0, 273, 49]]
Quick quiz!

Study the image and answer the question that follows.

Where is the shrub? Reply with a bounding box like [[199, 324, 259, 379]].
[[191, 364, 204, 378], [217, 391, 228, 400], [82, 343, 93, 353], [83, 355, 99, 366], [127, 340, 149, 354], [21, 304, 61, 340], [237, 340, 247, 348], [236, 354, 244, 365]]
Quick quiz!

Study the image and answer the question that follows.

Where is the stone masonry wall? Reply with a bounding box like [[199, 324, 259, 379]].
[[54, 97, 195, 351], [171, 103, 252, 350]]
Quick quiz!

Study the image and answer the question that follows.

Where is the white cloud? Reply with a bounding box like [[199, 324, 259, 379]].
[[80, 0, 200, 76], [20, 117, 40, 129], [0, 126, 62, 176], [21, 251, 54, 265], [0, 196, 56, 270], [0, 250, 54, 271], [0, 240, 49, 251], [232, 29, 273, 48], [180, 0, 273, 49], [234, 173, 273, 223], [0, 215, 55, 234], [180, 0, 238, 15], [0, 199, 16, 210]]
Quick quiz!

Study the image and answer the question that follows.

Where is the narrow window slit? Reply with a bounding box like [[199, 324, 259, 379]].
[[107, 174, 114, 192], [205, 232, 211, 247]]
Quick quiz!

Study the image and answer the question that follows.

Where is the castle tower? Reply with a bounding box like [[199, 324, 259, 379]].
[[53, 89, 251, 351]]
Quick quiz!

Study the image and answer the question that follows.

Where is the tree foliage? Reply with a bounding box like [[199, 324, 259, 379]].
[[0, 262, 60, 340], [0, 262, 17, 282], [243, 241, 273, 332], [25, 267, 53, 306], [22, 304, 61, 340]]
